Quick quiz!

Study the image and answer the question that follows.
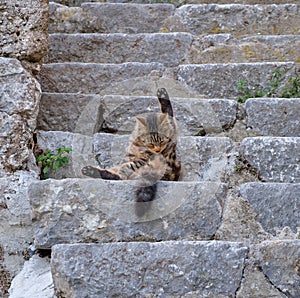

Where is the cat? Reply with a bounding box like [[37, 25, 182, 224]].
[[81, 88, 182, 214]]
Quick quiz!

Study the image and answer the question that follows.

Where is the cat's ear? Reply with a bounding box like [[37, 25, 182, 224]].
[[136, 116, 147, 127]]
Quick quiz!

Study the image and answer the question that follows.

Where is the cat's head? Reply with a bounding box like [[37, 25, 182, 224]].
[[133, 113, 176, 154]]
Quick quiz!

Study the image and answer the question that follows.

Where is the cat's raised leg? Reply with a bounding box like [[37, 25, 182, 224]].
[[157, 87, 173, 117], [81, 166, 121, 180]]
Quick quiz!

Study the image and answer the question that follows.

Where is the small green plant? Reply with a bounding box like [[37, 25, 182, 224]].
[[37, 146, 72, 179], [237, 68, 300, 103]]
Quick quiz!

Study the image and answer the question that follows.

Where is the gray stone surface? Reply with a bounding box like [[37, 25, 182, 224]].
[[171, 4, 300, 35], [29, 178, 227, 248], [240, 137, 300, 183], [8, 255, 55, 298], [49, 2, 175, 34], [37, 94, 237, 134], [178, 62, 296, 98], [245, 98, 300, 137], [51, 241, 248, 297], [240, 183, 300, 236], [38, 62, 165, 94], [0, 171, 36, 292], [36, 130, 234, 181], [0, 0, 48, 69], [0, 58, 41, 176], [37, 93, 102, 135], [189, 34, 300, 64], [47, 33, 192, 66], [258, 240, 300, 298], [100, 95, 237, 135]]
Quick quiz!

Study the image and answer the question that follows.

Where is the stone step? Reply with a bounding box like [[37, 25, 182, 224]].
[[245, 98, 300, 137], [46, 33, 300, 65], [46, 33, 192, 66], [240, 137, 300, 183], [49, 2, 175, 34], [52, 0, 300, 6], [49, 2, 300, 35], [38, 93, 238, 135], [50, 240, 300, 297], [29, 179, 228, 248], [239, 182, 300, 237], [38, 62, 296, 97], [36, 130, 235, 182], [50, 241, 249, 297]]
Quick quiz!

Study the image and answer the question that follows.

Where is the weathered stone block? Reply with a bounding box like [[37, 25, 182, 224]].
[[38, 62, 165, 94], [245, 98, 300, 137], [178, 62, 295, 98], [47, 33, 192, 66], [37, 93, 101, 135], [101, 95, 237, 135], [29, 179, 227, 248], [240, 183, 300, 236], [8, 255, 54, 298], [36, 131, 234, 181], [51, 241, 248, 297], [0, 171, 36, 282], [172, 4, 300, 35], [0, 0, 48, 65], [240, 137, 300, 183], [49, 2, 175, 34], [189, 34, 300, 64], [0, 58, 41, 175], [258, 240, 300, 298]]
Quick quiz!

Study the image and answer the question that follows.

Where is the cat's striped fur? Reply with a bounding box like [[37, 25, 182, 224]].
[[82, 88, 182, 213]]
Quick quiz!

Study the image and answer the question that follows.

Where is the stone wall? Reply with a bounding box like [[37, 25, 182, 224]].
[[0, 0, 48, 296]]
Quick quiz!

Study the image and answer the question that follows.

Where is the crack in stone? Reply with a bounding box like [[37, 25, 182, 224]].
[[257, 264, 290, 298]]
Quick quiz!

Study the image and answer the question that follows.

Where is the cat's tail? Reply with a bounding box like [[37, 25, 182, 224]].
[[135, 183, 157, 217], [133, 159, 163, 216]]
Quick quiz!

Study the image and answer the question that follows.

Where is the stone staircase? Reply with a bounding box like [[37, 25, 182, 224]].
[[27, 0, 299, 297]]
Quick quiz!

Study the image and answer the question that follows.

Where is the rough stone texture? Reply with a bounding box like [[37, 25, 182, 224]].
[[240, 137, 300, 183], [36, 130, 234, 181], [0, 58, 41, 176], [0, 171, 37, 296], [100, 95, 237, 135], [8, 255, 55, 298], [51, 241, 248, 297], [178, 62, 296, 98], [0, 0, 49, 72], [245, 98, 300, 137], [170, 4, 300, 35], [38, 62, 165, 94], [239, 183, 300, 237], [47, 33, 192, 66], [52, 0, 300, 5], [29, 179, 227, 248], [190, 34, 300, 64], [37, 94, 237, 135], [49, 2, 175, 34], [258, 240, 300, 297], [36, 131, 94, 179], [236, 261, 286, 298], [37, 93, 102, 135]]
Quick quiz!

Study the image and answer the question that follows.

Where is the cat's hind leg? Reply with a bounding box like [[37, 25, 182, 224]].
[[81, 166, 121, 180]]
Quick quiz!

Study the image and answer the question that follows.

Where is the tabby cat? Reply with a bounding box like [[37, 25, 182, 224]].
[[82, 88, 181, 213]]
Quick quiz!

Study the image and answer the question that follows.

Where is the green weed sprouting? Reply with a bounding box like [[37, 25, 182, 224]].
[[237, 69, 300, 103], [37, 146, 72, 179]]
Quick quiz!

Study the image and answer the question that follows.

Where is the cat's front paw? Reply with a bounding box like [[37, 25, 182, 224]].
[[81, 166, 102, 178], [157, 88, 169, 100]]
